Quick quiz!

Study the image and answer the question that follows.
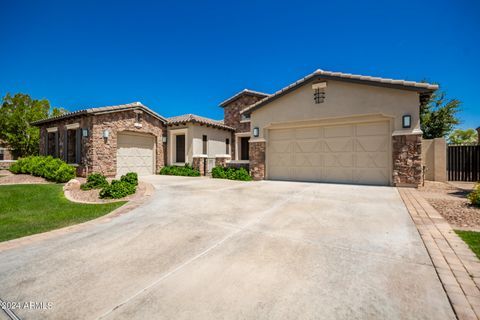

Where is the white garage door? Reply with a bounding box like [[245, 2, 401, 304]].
[[267, 121, 390, 185], [117, 133, 155, 176]]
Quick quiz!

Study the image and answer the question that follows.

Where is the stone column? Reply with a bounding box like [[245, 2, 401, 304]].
[[249, 141, 266, 180], [215, 155, 231, 168], [392, 134, 422, 187], [192, 155, 207, 176]]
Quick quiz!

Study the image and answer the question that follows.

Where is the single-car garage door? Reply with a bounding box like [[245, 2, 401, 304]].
[[117, 132, 155, 176], [267, 121, 390, 185]]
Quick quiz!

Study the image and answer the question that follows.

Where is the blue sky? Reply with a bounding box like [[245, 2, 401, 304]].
[[0, 0, 479, 129]]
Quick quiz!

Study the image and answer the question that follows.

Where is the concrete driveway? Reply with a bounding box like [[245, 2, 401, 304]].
[[0, 176, 455, 320]]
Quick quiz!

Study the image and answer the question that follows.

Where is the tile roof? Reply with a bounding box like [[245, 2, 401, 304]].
[[241, 69, 439, 114], [167, 114, 234, 131], [31, 102, 167, 125], [219, 89, 270, 107]]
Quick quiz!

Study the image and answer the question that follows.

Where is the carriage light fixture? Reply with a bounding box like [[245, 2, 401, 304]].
[[402, 115, 411, 128], [253, 127, 259, 137], [103, 129, 109, 139]]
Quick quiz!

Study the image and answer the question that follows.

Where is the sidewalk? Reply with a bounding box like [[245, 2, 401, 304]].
[[399, 188, 480, 320]]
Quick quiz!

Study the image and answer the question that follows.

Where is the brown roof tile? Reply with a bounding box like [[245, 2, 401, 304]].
[[167, 114, 234, 131]]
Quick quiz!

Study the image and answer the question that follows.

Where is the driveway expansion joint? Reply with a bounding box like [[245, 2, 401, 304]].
[[398, 188, 480, 320]]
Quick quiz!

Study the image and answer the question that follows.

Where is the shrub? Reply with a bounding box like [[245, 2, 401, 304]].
[[9, 156, 76, 183], [81, 173, 109, 190], [98, 172, 138, 199], [99, 180, 136, 199], [159, 164, 200, 177], [211, 166, 252, 181], [120, 172, 138, 186], [468, 183, 480, 207]]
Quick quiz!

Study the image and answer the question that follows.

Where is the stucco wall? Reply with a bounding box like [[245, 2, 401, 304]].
[[191, 124, 231, 157], [251, 80, 420, 139], [422, 138, 447, 182]]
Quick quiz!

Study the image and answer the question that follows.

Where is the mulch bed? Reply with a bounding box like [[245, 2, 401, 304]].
[[418, 181, 480, 230], [0, 170, 51, 185], [64, 178, 148, 204]]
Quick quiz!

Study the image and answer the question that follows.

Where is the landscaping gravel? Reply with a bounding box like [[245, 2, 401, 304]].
[[418, 181, 480, 230]]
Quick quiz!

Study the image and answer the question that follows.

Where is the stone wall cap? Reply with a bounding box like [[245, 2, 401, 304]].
[[192, 154, 208, 158], [249, 138, 266, 143], [215, 154, 231, 158]]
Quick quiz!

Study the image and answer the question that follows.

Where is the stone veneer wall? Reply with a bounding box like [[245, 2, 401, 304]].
[[91, 110, 166, 176], [223, 94, 265, 160], [39, 110, 166, 177], [249, 141, 265, 180], [0, 140, 14, 160], [215, 156, 230, 168], [192, 156, 206, 176], [392, 134, 422, 186], [39, 116, 93, 177]]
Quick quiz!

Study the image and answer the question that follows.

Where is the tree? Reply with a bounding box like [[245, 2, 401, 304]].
[[0, 93, 66, 158], [448, 128, 478, 145], [420, 87, 461, 139]]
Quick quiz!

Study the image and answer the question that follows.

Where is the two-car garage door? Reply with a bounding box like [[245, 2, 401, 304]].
[[117, 133, 155, 176], [267, 121, 390, 185]]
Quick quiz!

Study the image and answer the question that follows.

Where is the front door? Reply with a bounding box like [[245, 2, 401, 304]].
[[176, 135, 185, 163], [240, 137, 250, 160]]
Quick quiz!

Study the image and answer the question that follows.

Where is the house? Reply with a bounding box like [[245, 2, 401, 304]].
[[32, 68, 438, 187]]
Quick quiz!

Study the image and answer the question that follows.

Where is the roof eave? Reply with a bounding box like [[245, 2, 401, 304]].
[[219, 89, 270, 107]]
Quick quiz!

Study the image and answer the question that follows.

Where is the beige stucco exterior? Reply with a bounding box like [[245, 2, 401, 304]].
[[250, 80, 421, 140], [168, 124, 231, 165], [422, 138, 447, 182]]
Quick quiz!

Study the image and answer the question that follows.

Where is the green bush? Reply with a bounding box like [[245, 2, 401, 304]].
[[121, 172, 138, 186], [211, 166, 252, 181], [159, 164, 200, 177], [81, 173, 109, 190], [98, 172, 138, 199], [9, 156, 76, 183], [99, 180, 136, 199], [468, 183, 480, 207]]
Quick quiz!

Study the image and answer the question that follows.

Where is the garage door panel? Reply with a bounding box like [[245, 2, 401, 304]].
[[356, 137, 388, 152], [295, 153, 322, 167], [267, 121, 390, 185], [324, 138, 353, 152], [324, 125, 354, 138], [117, 133, 155, 176]]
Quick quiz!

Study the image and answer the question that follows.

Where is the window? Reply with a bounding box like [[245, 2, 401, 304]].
[[226, 138, 230, 154], [0, 149, 4, 161], [65, 128, 81, 164], [241, 113, 251, 122], [135, 112, 142, 123], [202, 135, 208, 154], [47, 132, 58, 157]]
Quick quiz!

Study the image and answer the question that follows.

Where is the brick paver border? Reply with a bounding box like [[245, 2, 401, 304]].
[[398, 188, 480, 320]]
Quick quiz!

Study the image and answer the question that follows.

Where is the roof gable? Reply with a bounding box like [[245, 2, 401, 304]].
[[219, 89, 269, 108], [241, 69, 438, 114], [167, 114, 234, 131]]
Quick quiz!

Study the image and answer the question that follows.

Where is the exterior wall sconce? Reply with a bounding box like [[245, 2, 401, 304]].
[[253, 127, 259, 137], [312, 81, 327, 104], [402, 115, 412, 128], [162, 136, 167, 143], [82, 128, 89, 137], [103, 129, 109, 139]]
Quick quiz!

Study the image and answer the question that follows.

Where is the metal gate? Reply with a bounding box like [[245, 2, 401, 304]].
[[447, 145, 480, 181]]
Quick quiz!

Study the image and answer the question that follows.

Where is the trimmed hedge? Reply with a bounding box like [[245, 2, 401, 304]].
[[99, 172, 138, 199], [159, 164, 200, 177], [211, 166, 252, 181], [468, 183, 480, 207], [81, 173, 109, 190], [9, 156, 76, 183]]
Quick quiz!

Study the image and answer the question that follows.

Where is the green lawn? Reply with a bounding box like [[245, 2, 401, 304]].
[[0, 184, 125, 242], [456, 230, 480, 259]]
